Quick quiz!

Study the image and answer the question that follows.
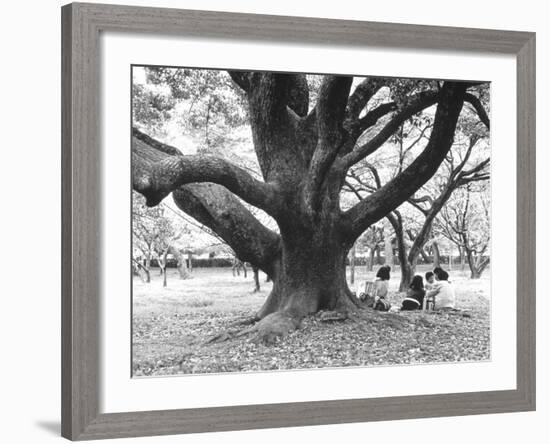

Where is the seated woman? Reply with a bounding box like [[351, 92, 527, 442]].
[[425, 268, 456, 309], [361, 265, 391, 311], [401, 275, 425, 310]]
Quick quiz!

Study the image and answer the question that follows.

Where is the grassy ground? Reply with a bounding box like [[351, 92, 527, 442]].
[[132, 265, 490, 376]]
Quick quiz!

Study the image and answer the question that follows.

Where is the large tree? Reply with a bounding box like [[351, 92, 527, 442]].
[[132, 71, 488, 341]]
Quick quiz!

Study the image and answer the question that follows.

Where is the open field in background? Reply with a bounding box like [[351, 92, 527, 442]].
[[132, 266, 490, 376]]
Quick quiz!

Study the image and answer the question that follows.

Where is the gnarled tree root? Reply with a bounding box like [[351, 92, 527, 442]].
[[228, 315, 259, 328], [318, 310, 350, 323], [205, 304, 432, 346], [205, 311, 303, 345], [252, 311, 302, 344]]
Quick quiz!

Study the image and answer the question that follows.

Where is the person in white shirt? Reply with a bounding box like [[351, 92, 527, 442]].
[[425, 268, 456, 309]]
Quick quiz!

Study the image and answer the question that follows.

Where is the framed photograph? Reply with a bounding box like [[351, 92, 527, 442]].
[[61, 2, 535, 440]]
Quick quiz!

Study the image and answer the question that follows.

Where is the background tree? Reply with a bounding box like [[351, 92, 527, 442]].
[[348, 243, 357, 284], [343, 95, 489, 289], [382, 222, 395, 270], [132, 68, 490, 341], [356, 225, 384, 271], [132, 192, 177, 283], [438, 184, 491, 278], [389, 133, 489, 289]]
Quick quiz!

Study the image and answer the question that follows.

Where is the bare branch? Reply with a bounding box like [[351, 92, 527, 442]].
[[343, 82, 467, 241], [345, 77, 387, 122], [459, 157, 490, 179], [343, 180, 364, 201], [356, 102, 397, 135], [449, 135, 479, 182], [341, 90, 440, 168]]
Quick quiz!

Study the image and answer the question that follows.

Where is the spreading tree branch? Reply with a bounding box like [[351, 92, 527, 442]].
[[132, 129, 281, 216], [343, 82, 468, 241], [303, 75, 353, 212], [341, 90, 440, 168], [345, 77, 387, 124], [464, 93, 490, 129], [172, 184, 281, 276], [131, 128, 282, 274]]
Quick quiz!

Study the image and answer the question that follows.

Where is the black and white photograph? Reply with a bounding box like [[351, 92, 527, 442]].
[[2, 0, 544, 442], [131, 67, 491, 376]]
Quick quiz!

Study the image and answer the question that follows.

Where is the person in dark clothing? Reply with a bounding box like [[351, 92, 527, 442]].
[[401, 275, 425, 310]]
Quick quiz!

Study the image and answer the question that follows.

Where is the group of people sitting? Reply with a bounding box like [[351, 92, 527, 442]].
[[359, 266, 456, 312]]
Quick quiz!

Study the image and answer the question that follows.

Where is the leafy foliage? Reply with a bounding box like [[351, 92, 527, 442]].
[[144, 67, 248, 151]]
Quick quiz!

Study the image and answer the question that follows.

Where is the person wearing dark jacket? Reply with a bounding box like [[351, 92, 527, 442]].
[[401, 275, 425, 310]]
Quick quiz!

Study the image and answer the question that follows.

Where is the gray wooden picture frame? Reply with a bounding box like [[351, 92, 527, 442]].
[[61, 2, 536, 440]]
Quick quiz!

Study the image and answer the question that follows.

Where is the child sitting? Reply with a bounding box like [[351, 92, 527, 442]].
[[425, 271, 435, 289]]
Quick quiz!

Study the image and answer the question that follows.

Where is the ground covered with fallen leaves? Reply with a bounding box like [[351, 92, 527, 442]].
[[132, 267, 490, 376]]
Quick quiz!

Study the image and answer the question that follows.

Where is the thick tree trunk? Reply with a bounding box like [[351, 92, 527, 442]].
[[157, 254, 167, 286], [164, 245, 190, 280], [349, 243, 356, 284], [142, 269, 150, 283], [420, 248, 430, 264], [467, 251, 489, 279], [256, 241, 356, 322], [432, 242, 440, 268], [252, 266, 261, 292], [254, 220, 359, 332], [399, 261, 416, 292], [367, 247, 375, 272], [459, 246, 465, 270], [386, 213, 413, 292], [232, 259, 246, 277], [466, 250, 479, 279], [384, 233, 393, 270], [144, 253, 151, 283]]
